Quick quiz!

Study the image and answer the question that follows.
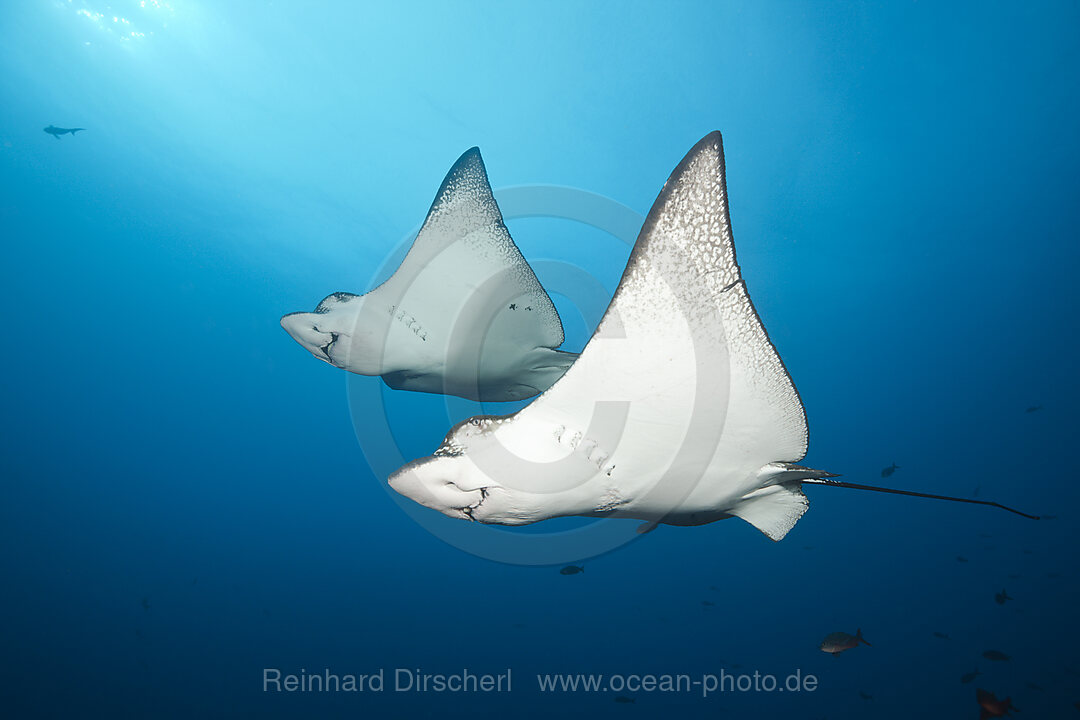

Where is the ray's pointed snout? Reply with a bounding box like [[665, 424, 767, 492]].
[[280, 312, 336, 364], [388, 459, 486, 521]]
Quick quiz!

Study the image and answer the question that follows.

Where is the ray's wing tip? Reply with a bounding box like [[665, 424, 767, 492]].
[[453, 146, 484, 170]]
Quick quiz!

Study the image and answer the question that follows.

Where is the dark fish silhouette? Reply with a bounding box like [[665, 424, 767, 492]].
[[933, 631, 949, 639], [995, 589, 1013, 605], [702, 600, 716, 607], [976, 688, 1017, 718], [1025, 405, 1042, 413], [957, 556, 969, 563], [614, 696, 635, 704], [820, 628, 871, 655], [43, 125, 84, 139], [973, 484, 981, 497], [961, 668, 981, 683], [1025, 682, 1042, 691], [141, 596, 150, 611], [858, 691, 873, 700], [982, 650, 1010, 662], [881, 462, 900, 478], [560, 565, 584, 575]]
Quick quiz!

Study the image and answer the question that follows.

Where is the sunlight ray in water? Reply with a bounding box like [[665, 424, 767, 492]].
[[67, 0, 175, 46]]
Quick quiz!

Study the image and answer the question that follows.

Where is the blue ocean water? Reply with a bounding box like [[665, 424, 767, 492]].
[[2, 1, 1078, 717]]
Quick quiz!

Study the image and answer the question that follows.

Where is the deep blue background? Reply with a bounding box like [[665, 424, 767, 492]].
[[2, 1, 1078, 717]]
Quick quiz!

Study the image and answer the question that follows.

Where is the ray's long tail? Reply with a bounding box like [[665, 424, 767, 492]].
[[802, 477, 1040, 519]]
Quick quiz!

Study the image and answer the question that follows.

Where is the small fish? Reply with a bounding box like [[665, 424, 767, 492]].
[[881, 462, 900, 478], [973, 484, 981, 497], [976, 688, 1017, 718], [1022, 549, 1033, 555], [702, 600, 716, 607], [135, 628, 142, 638], [933, 631, 949, 639], [819, 628, 871, 655], [43, 125, 84, 139], [961, 668, 981, 684], [858, 691, 873, 700], [1025, 405, 1042, 413], [982, 650, 1010, 662], [708, 585, 719, 591], [803, 545, 814, 550], [560, 565, 584, 575], [141, 596, 150, 612], [957, 556, 969, 563], [995, 589, 1013, 605], [1025, 682, 1042, 691], [614, 696, 635, 704]]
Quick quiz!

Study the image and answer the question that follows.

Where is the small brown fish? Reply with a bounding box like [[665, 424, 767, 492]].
[[982, 650, 1010, 662], [995, 589, 1013, 605], [820, 628, 871, 655], [961, 668, 981, 684], [881, 462, 899, 478], [560, 565, 584, 575], [976, 688, 1017, 718]]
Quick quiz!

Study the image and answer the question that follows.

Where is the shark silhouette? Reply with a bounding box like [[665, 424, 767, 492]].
[[44, 125, 84, 139]]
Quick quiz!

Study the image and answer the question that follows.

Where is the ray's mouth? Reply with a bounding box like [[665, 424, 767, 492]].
[[317, 331, 339, 362], [460, 487, 489, 521]]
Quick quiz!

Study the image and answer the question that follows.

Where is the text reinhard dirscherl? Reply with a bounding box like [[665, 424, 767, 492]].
[[262, 668, 819, 698], [263, 668, 511, 694]]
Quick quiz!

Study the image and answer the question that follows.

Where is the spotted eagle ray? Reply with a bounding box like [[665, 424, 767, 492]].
[[281, 148, 577, 401], [388, 132, 1037, 535], [43, 125, 84, 138]]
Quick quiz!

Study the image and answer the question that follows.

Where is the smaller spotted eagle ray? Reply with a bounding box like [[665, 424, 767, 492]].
[[281, 148, 577, 402], [388, 133, 1037, 537]]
